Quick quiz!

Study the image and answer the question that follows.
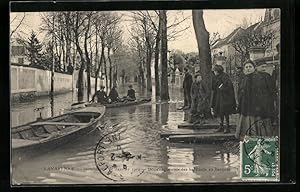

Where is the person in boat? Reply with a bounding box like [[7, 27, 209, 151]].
[[121, 85, 136, 102], [210, 64, 236, 134], [109, 86, 121, 103], [125, 85, 136, 101], [189, 74, 208, 124], [92, 85, 109, 104]]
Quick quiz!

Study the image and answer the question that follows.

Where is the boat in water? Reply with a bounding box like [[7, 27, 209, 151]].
[[71, 98, 151, 109], [12, 106, 105, 161]]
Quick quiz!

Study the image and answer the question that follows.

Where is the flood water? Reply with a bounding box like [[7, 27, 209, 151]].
[[11, 84, 240, 184]]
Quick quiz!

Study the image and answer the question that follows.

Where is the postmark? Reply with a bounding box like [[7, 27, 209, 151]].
[[240, 136, 279, 181], [94, 125, 145, 181]]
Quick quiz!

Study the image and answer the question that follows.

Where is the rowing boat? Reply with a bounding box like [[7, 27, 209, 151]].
[[12, 106, 105, 161], [71, 98, 151, 109]]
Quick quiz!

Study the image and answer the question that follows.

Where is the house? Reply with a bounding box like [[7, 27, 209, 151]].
[[211, 27, 245, 74], [211, 8, 280, 74], [10, 38, 30, 65]]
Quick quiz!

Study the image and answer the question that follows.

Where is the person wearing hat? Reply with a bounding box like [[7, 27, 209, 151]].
[[211, 64, 236, 134], [235, 59, 276, 141], [92, 85, 109, 104]]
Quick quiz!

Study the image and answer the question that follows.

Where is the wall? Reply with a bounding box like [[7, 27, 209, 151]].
[[11, 65, 97, 100]]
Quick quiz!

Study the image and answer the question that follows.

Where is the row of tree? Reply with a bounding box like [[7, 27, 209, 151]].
[[12, 10, 216, 103]]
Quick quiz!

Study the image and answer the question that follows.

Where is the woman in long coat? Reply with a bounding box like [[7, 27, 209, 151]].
[[211, 65, 236, 133], [235, 60, 276, 141]]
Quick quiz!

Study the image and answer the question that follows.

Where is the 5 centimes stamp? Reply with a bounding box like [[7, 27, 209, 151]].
[[240, 136, 279, 181], [94, 128, 145, 182]]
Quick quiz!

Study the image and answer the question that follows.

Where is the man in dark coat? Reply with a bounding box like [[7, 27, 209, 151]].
[[211, 65, 236, 133], [182, 67, 193, 109], [92, 85, 109, 104], [109, 86, 120, 103]]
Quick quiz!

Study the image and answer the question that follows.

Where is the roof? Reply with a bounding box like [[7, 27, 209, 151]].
[[212, 27, 245, 49], [212, 22, 264, 50]]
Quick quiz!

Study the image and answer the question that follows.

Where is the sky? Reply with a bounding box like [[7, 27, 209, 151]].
[[10, 9, 266, 53]]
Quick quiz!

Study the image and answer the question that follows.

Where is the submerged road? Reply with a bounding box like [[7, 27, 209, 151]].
[[11, 84, 240, 184]]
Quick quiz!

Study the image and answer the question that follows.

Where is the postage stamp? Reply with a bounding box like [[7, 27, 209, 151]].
[[240, 136, 279, 181]]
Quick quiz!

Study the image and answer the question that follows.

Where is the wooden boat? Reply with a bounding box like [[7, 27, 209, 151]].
[[12, 106, 105, 161], [71, 98, 151, 109]]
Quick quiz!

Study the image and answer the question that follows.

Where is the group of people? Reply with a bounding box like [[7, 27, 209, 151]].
[[92, 85, 136, 104], [181, 59, 277, 141]]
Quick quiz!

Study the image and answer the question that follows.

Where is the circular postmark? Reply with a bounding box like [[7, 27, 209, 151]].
[[94, 127, 145, 182]]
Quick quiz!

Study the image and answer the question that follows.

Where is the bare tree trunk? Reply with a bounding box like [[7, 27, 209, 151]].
[[84, 14, 92, 100], [192, 10, 212, 97], [74, 13, 85, 101], [94, 28, 99, 93], [76, 43, 85, 102], [160, 10, 169, 101], [146, 48, 152, 92], [108, 47, 113, 90], [65, 13, 72, 67], [154, 23, 161, 97], [103, 53, 108, 92]]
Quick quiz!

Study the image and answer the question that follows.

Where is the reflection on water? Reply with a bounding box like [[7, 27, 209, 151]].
[[11, 85, 240, 184]]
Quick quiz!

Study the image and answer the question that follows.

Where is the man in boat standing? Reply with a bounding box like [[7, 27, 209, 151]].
[[92, 85, 109, 104]]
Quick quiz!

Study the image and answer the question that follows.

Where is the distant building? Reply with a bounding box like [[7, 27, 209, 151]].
[[10, 38, 30, 65], [211, 8, 280, 73], [211, 27, 245, 74]]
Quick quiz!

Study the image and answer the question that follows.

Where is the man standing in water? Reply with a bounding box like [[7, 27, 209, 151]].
[[181, 67, 193, 110]]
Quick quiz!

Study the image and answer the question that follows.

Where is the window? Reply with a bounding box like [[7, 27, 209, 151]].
[[11, 46, 25, 56], [18, 58, 24, 64]]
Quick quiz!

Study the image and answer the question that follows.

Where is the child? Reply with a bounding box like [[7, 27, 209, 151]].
[[189, 74, 208, 124]]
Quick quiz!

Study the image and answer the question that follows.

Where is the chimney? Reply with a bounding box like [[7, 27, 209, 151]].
[[249, 46, 265, 60]]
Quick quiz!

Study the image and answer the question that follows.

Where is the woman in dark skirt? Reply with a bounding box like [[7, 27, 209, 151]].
[[211, 65, 236, 133], [235, 60, 276, 141]]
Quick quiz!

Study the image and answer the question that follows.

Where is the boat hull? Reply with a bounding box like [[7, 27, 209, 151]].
[[11, 106, 105, 162]]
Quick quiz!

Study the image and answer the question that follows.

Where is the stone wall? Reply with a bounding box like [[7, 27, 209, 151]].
[[11, 65, 98, 101]]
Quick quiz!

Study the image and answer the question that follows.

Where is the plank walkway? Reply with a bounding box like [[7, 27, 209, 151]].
[[167, 133, 236, 143], [178, 123, 237, 129], [161, 123, 237, 143]]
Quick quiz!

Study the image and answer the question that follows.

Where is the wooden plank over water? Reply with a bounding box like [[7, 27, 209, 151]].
[[160, 130, 216, 138], [167, 133, 236, 143], [178, 123, 236, 130]]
